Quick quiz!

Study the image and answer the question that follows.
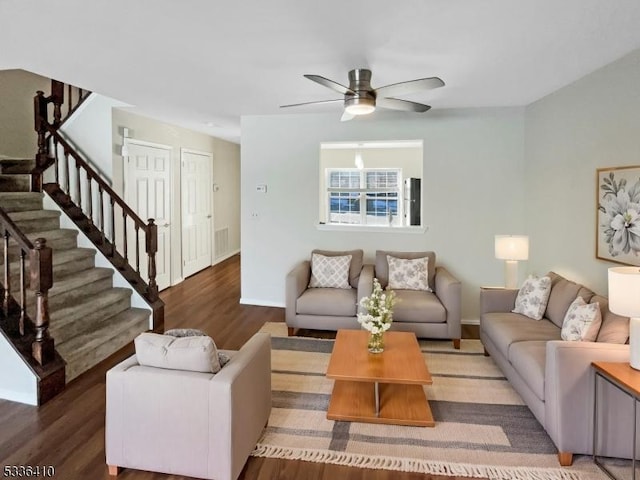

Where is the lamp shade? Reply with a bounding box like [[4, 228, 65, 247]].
[[495, 235, 529, 261], [608, 267, 640, 317]]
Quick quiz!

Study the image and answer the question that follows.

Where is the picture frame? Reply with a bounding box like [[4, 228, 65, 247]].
[[596, 165, 640, 266]]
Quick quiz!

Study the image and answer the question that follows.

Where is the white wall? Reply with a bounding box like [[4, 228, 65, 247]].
[[0, 334, 37, 405], [524, 49, 640, 295], [60, 94, 129, 180], [240, 109, 526, 319]]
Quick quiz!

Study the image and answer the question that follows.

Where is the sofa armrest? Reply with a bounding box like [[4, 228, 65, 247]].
[[480, 287, 518, 315], [209, 332, 272, 480], [285, 261, 310, 323], [545, 340, 630, 457], [435, 267, 461, 337], [357, 264, 374, 314]]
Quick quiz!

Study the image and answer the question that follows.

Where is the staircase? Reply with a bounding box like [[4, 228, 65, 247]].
[[1, 159, 150, 382]]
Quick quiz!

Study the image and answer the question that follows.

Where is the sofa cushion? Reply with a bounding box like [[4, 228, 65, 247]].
[[507, 341, 547, 402], [308, 253, 352, 289], [561, 296, 602, 342], [481, 312, 561, 359], [545, 272, 595, 328], [312, 249, 363, 289], [134, 332, 222, 373], [592, 295, 630, 344], [387, 255, 432, 292], [392, 290, 446, 323], [375, 251, 436, 291], [512, 275, 552, 320], [296, 287, 357, 317]]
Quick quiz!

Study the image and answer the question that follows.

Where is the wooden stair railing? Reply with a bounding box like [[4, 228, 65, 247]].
[[33, 81, 164, 331], [32, 80, 91, 193], [0, 208, 55, 366]]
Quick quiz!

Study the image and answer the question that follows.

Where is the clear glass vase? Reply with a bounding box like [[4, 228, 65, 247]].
[[367, 331, 384, 354]]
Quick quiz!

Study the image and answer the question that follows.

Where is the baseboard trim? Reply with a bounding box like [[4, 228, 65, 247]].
[[240, 298, 285, 308], [214, 249, 240, 265], [462, 318, 480, 326]]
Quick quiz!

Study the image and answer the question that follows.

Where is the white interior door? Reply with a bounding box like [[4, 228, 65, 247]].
[[124, 141, 172, 291], [181, 149, 213, 278]]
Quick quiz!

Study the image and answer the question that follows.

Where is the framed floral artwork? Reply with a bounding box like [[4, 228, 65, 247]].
[[596, 165, 640, 266]]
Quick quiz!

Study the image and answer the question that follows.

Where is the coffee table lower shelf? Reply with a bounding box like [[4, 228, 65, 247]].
[[327, 380, 434, 427]]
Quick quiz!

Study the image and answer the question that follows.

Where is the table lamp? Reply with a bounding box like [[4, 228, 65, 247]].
[[495, 235, 529, 289], [608, 267, 640, 370]]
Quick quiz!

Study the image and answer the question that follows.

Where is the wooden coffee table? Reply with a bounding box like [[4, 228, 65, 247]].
[[326, 329, 434, 427]]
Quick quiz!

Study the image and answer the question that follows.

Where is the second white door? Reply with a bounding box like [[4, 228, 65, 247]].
[[181, 149, 213, 278]]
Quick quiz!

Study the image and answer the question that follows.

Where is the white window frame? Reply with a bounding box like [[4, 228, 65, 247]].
[[325, 167, 403, 227]]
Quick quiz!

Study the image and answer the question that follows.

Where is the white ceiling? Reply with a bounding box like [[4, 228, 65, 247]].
[[2, 0, 640, 143]]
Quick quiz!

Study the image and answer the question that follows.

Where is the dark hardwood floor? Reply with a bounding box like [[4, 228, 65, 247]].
[[0, 255, 480, 480]]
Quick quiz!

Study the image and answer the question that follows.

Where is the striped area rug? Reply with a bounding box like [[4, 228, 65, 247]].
[[251, 323, 607, 480]]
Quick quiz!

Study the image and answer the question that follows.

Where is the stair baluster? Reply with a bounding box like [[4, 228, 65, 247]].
[[30, 239, 54, 366], [19, 251, 26, 336], [2, 230, 9, 317]]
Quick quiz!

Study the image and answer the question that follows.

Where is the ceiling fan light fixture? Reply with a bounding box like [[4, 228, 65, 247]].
[[344, 96, 376, 116]]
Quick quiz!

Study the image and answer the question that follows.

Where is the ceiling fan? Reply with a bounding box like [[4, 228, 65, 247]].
[[281, 68, 445, 121]]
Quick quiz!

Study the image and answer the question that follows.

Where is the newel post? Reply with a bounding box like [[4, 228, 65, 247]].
[[32, 91, 49, 192], [146, 219, 159, 302], [50, 80, 64, 127], [30, 238, 55, 366]]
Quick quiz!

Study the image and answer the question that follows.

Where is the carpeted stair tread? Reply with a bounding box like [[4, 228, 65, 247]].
[[0, 158, 36, 174], [27, 267, 114, 310], [0, 173, 31, 192], [0, 192, 44, 213], [58, 308, 150, 381], [3, 229, 79, 262], [7, 209, 61, 233], [48, 288, 133, 344]]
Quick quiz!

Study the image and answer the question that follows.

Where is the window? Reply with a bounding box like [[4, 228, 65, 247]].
[[327, 168, 402, 226], [319, 140, 423, 230]]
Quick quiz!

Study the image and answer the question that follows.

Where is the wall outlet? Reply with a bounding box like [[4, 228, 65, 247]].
[[256, 184, 267, 193]]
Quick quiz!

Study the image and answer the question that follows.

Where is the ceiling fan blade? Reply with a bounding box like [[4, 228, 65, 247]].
[[375, 77, 444, 98], [304, 74, 356, 95], [280, 99, 343, 109], [376, 97, 431, 113], [340, 111, 355, 122]]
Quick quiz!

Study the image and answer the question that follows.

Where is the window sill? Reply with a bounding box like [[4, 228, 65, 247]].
[[316, 224, 427, 234]]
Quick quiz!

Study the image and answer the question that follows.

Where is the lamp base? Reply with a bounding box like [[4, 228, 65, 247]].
[[504, 260, 519, 289], [630, 317, 640, 370]]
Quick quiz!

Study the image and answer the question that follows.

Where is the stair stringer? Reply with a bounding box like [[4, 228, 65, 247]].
[[42, 194, 153, 330]]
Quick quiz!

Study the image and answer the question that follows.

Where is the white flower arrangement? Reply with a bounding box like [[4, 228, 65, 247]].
[[357, 278, 397, 334]]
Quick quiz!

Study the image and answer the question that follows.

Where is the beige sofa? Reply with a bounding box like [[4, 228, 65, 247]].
[[105, 332, 272, 480], [480, 272, 631, 465]]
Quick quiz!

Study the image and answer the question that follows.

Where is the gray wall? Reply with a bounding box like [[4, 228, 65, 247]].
[[524, 49, 640, 295], [240, 109, 526, 319], [0, 69, 50, 158]]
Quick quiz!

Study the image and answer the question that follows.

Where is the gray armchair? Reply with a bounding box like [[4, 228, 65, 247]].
[[374, 250, 461, 349], [105, 332, 272, 480], [285, 249, 373, 335]]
